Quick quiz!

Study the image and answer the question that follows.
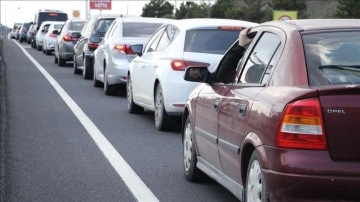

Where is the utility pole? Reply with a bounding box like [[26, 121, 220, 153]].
[[85, 0, 89, 20]]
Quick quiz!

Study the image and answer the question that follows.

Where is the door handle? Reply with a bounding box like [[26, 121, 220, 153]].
[[213, 100, 220, 111], [239, 104, 247, 117]]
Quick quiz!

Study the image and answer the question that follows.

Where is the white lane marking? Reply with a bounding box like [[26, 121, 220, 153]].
[[13, 40, 159, 202]]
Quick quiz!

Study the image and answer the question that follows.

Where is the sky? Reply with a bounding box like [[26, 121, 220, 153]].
[[0, 0, 194, 27]]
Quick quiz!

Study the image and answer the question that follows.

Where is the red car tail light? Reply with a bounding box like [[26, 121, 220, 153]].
[[276, 98, 327, 150], [88, 42, 99, 51], [170, 60, 210, 71], [113, 44, 135, 55], [63, 34, 72, 42]]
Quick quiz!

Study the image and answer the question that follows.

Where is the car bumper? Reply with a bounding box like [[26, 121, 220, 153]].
[[161, 72, 200, 115], [107, 59, 130, 85], [59, 42, 76, 61], [261, 146, 360, 201]]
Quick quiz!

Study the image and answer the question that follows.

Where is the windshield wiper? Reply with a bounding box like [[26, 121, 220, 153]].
[[319, 65, 360, 71]]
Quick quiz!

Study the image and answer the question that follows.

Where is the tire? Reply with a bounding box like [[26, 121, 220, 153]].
[[73, 54, 81, 74], [127, 74, 144, 114], [245, 150, 269, 202], [82, 57, 93, 80], [54, 55, 58, 64], [58, 56, 66, 66], [45, 49, 51, 55], [154, 84, 174, 131], [183, 116, 206, 182], [93, 68, 102, 87], [37, 44, 42, 51]]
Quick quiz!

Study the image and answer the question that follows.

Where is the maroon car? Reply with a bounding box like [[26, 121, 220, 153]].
[[182, 19, 360, 201]]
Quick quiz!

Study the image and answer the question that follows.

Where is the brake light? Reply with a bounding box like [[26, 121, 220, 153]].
[[63, 34, 72, 42], [113, 44, 135, 55], [48, 33, 57, 38], [88, 42, 99, 50], [170, 60, 209, 71], [276, 98, 327, 150], [218, 26, 242, 30]]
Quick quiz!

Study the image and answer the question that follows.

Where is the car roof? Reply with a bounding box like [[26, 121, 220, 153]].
[[89, 14, 120, 19], [261, 19, 360, 32], [118, 16, 172, 24], [165, 18, 258, 30]]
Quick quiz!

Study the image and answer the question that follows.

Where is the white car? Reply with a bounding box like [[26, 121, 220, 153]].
[[35, 21, 61, 51], [43, 21, 65, 55], [127, 18, 258, 131], [93, 16, 172, 95]]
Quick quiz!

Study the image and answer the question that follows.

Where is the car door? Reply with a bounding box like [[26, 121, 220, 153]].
[[131, 26, 167, 106], [217, 31, 282, 183]]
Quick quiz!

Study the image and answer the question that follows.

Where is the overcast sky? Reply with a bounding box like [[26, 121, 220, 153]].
[[0, 0, 164, 27]]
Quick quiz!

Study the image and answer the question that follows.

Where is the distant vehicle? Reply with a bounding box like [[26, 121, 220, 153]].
[[182, 19, 360, 202], [42, 21, 65, 55], [54, 19, 86, 66], [10, 23, 21, 39], [73, 14, 118, 79], [34, 9, 68, 31], [27, 24, 37, 45], [18, 22, 32, 43], [93, 16, 171, 95], [35, 21, 57, 51], [127, 18, 257, 131]]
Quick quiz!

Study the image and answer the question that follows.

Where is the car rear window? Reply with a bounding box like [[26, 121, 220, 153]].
[[94, 18, 115, 34], [54, 24, 63, 29], [303, 31, 360, 86], [123, 22, 163, 37], [70, 22, 85, 31], [184, 29, 239, 54]]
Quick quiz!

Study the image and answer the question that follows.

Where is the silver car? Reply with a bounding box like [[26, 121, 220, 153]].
[[54, 19, 86, 66], [93, 17, 171, 95]]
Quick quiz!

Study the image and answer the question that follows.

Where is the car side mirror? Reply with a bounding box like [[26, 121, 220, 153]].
[[90, 34, 100, 43], [130, 44, 143, 56], [41, 28, 45, 33], [184, 66, 210, 83], [52, 30, 59, 35]]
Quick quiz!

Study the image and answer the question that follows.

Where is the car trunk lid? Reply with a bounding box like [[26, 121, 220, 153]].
[[318, 86, 360, 161]]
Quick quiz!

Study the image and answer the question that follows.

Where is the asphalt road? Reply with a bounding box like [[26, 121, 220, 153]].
[[0, 38, 239, 202]]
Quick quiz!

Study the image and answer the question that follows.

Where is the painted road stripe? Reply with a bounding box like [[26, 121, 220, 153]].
[[14, 40, 159, 202]]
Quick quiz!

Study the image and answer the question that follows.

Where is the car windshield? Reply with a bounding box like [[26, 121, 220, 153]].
[[122, 22, 163, 37], [303, 31, 360, 86], [184, 29, 239, 54]]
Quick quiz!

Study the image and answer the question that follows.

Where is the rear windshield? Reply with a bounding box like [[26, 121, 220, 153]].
[[70, 22, 85, 31], [123, 22, 163, 37], [54, 24, 63, 30], [303, 31, 360, 86], [94, 18, 115, 36], [184, 29, 239, 54]]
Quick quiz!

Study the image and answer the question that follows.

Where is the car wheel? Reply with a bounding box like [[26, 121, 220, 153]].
[[183, 115, 206, 182], [45, 49, 51, 55], [82, 57, 92, 80], [154, 84, 174, 131], [54, 55, 58, 64], [73, 54, 81, 74], [93, 69, 102, 87], [58, 56, 66, 66], [245, 150, 269, 202], [127, 74, 143, 114], [37, 44, 42, 51]]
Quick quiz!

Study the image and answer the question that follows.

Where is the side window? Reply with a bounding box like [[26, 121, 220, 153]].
[[239, 32, 281, 84], [144, 26, 166, 53], [156, 25, 178, 52]]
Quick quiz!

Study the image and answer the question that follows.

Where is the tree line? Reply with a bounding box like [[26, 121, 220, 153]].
[[141, 0, 360, 22]]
